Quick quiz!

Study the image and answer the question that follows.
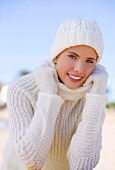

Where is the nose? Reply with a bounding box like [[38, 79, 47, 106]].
[[74, 61, 84, 74]]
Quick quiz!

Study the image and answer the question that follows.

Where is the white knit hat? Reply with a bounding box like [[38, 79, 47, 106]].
[[50, 18, 103, 63]]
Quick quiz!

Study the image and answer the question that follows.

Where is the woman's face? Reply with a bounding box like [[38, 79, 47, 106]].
[[54, 45, 97, 90]]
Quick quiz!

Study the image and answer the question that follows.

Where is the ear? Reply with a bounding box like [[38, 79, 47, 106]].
[[53, 57, 58, 64]]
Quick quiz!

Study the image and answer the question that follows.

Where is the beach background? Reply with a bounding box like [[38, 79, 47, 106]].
[[0, 0, 115, 169], [0, 107, 115, 169]]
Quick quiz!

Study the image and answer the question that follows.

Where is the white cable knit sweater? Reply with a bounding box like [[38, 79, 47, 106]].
[[1, 71, 106, 170]]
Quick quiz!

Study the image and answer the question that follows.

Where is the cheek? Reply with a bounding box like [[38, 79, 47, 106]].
[[55, 61, 69, 80], [85, 65, 95, 77], [55, 63, 63, 77], [56, 60, 68, 72], [55, 62, 62, 72]]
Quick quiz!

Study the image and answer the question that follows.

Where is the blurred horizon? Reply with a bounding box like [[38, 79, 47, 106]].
[[0, 0, 115, 102]]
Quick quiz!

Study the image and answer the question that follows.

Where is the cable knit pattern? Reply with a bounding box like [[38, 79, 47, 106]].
[[1, 73, 107, 170]]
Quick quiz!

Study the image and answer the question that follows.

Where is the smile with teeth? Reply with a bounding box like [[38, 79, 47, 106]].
[[69, 74, 82, 80]]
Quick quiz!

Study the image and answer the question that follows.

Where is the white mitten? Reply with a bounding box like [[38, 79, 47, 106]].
[[84, 64, 108, 95], [35, 61, 58, 94]]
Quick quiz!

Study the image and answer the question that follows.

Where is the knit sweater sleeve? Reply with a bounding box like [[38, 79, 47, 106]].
[[67, 93, 107, 170], [7, 80, 64, 170]]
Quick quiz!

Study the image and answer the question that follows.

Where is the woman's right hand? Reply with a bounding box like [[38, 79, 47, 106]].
[[35, 61, 58, 94]]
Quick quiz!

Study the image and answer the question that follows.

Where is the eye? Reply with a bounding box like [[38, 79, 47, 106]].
[[68, 55, 76, 59], [86, 59, 94, 64]]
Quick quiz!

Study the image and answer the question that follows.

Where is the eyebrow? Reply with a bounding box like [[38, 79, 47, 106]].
[[68, 51, 97, 61]]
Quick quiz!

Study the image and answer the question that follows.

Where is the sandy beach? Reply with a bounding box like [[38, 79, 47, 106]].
[[0, 108, 115, 169]]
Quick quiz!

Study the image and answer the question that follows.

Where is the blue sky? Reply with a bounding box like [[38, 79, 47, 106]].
[[0, 0, 115, 102]]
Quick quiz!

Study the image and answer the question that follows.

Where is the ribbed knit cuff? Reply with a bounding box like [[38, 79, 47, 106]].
[[85, 93, 107, 109], [68, 151, 100, 170], [36, 93, 64, 121], [82, 93, 107, 123]]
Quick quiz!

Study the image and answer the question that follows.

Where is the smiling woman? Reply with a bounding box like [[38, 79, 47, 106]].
[[53, 45, 97, 89], [1, 18, 108, 170]]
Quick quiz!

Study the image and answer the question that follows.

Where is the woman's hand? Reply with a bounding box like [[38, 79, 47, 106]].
[[84, 64, 108, 95], [35, 61, 58, 94]]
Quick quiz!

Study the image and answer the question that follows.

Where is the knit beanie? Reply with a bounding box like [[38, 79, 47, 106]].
[[50, 18, 103, 63]]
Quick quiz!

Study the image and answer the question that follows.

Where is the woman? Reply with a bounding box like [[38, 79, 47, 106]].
[[1, 18, 108, 170]]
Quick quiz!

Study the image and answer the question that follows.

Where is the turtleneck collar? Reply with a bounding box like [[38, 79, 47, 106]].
[[35, 60, 92, 101], [57, 82, 92, 101]]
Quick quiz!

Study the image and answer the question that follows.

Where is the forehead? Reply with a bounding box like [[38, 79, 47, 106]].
[[54, 45, 98, 63], [66, 45, 96, 53], [63, 45, 97, 56]]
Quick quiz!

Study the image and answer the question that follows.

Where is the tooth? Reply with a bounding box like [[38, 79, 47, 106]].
[[69, 74, 81, 80]]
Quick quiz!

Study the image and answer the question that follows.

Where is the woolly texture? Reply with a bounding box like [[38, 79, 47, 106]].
[[1, 72, 106, 170], [50, 18, 103, 62]]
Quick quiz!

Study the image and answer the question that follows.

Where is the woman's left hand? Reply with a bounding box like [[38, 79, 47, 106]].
[[84, 64, 108, 95]]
